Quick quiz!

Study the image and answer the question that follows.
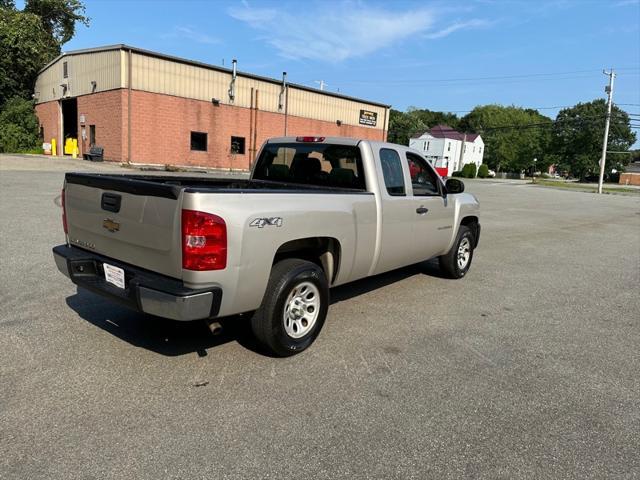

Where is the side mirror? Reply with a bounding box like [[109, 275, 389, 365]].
[[445, 178, 465, 194]]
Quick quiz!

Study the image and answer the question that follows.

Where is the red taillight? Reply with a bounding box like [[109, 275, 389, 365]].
[[61, 188, 68, 234], [181, 210, 227, 271], [296, 136, 325, 142]]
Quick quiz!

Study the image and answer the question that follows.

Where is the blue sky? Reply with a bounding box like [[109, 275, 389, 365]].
[[25, 1, 640, 123]]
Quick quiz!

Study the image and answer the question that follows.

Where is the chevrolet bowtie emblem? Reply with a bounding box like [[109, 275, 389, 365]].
[[103, 218, 120, 232]]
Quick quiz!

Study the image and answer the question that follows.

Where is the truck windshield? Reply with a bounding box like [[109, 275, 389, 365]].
[[253, 143, 366, 190]]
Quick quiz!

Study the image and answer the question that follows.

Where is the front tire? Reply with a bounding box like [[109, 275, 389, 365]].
[[251, 259, 329, 357], [439, 225, 475, 279]]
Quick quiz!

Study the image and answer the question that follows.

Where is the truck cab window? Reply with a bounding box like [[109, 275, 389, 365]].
[[406, 153, 439, 196], [379, 148, 405, 196], [253, 143, 366, 190]]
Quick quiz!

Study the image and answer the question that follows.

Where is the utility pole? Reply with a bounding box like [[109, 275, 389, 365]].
[[598, 69, 615, 194], [314, 80, 327, 91]]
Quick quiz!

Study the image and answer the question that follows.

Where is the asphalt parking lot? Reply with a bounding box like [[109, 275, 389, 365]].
[[1, 155, 639, 479]]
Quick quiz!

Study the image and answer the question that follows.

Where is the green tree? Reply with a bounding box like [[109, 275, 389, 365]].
[[388, 109, 425, 146], [388, 107, 460, 146], [0, 0, 87, 152], [0, 8, 58, 106], [460, 105, 553, 173], [0, 96, 40, 152], [0, 0, 88, 106], [552, 99, 636, 180], [407, 107, 460, 132], [24, 0, 88, 45]]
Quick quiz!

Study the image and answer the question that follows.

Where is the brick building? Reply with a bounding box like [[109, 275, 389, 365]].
[[34, 45, 390, 169], [619, 160, 640, 186]]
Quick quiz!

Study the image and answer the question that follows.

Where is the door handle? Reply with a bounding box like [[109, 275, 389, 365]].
[[416, 207, 429, 215]]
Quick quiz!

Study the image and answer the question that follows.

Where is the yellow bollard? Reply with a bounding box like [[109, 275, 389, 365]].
[[51, 138, 57, 156]]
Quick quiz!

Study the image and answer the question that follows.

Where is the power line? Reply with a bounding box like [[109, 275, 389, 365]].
[[479, 116, 606, 132], [405, 104, 638, 116], [427, 105, 578, 114], [338, 70, 640, 87], [393, 115, 634, 136], [389, 115, 610, 137], [342, 74, 603, 86]]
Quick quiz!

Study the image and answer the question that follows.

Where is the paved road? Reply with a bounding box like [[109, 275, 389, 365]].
[[1, 155, 639, 479]]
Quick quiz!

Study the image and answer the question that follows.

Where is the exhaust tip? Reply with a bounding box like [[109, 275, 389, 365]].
[[207, 321, 223, 335]]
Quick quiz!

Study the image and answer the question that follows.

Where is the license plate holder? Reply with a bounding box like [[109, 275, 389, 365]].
[[103, 262, 125, 289]]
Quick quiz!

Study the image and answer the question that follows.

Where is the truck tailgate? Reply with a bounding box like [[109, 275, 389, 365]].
[[64, 173, 183, 279]]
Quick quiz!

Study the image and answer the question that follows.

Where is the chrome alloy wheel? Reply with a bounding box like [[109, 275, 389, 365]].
[[283, 281, 320, 339], [457, 237, 471, 270]]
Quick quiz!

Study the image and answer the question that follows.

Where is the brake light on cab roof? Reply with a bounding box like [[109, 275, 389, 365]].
[[295, 136, 325, 142]]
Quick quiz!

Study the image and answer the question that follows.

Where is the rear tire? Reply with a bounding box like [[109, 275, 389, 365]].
[[439, 225, 475, 279], [251, 259, 329, 357]]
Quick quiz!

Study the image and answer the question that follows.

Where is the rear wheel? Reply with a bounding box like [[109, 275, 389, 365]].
[[439, 225, 475, 279], [251, 259, 329, 357]]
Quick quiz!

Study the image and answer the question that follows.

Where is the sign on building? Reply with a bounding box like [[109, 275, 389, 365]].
[[359, 109, 377, 126]]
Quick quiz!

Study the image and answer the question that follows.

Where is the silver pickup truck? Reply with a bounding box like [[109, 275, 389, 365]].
[[53, 136, 480, 356]]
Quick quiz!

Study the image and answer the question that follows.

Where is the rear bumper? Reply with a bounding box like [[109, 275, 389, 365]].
[[53, 245, 222, 321]]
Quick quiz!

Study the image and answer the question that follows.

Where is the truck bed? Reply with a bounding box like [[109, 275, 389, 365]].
[[65, 173, 370, 200]]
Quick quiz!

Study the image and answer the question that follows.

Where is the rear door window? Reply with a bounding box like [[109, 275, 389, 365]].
[[379, 148, 406, 196], [253, 143, 366, 190]]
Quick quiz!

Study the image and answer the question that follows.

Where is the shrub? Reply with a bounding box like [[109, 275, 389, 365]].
[[0, 97, 39, 153], [452, 171, 463, 177], [477, 164, 489, 178], [461, 163, 477, 178]]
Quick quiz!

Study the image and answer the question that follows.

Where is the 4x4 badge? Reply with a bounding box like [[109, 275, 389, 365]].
[[250, 217, 283, 228], [103, 218, 120, 232]]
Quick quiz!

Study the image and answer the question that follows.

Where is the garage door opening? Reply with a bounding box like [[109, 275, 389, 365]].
[[61, 98, 78, 155]]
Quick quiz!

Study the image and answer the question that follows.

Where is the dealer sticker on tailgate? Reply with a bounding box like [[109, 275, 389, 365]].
[[103, 263, 125, 289]]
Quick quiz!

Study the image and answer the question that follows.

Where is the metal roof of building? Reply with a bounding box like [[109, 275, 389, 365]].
[[625, 161, 640, 173], [39, 44, 391, 108], [411, 125, 480, 141]]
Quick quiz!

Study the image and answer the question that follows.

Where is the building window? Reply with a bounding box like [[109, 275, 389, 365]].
[[230, 136, 245, 155], [89, 125, 96, 146], [447, 142, 451, 152], [39, 125, 44, 141], [190, 131, 207, 151], [63, 61, 68, 79]]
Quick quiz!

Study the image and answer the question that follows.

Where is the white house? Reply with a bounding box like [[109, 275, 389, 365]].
[[409, 125, 485, 177]]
